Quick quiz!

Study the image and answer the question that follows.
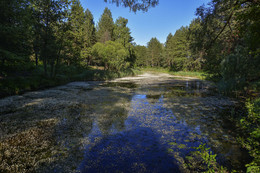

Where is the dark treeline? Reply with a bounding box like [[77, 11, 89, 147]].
[[0, 0, 138, 97], [0, 0, 136, 75], [3, 0, 258, 96]]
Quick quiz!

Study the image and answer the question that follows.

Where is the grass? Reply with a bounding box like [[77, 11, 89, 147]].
[[140, 67, 206, 79]]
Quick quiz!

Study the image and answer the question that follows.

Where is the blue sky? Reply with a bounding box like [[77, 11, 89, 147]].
[[80, 0, 211, 46]]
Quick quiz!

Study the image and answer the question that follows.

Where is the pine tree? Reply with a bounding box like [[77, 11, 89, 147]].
[[67, 0, 85, 65], [96, 8, 114, 43], [186, 18, 203, 71], [167, 27, 190, 71], [147, 38, 163, 67], [135, 45, 148, 67], [84, 9, 96, 47], [81, 9, 96, 66], [164, 33, 174, 67], [114, 17, 133, 47]]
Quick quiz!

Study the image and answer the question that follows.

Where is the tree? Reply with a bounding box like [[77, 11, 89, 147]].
[[96, 8, 114, 43], [135, 45, 148, 67], [92, 41, 130, 71], [166, 27, 190, 71], [104, 0, 159, 12], [114, 17, 133, 47], [114, 17, 136, 67], [34, 0, 69, 77], [80, 9, 96, 66], [0, 0, 32, 76], [66, 0, 85, 65], [187, 18, 204, 71], [147, 37, 163, 67], [164, 33, 174, 67], [83, 9, 96, 47], [193, 0, 260, 91]]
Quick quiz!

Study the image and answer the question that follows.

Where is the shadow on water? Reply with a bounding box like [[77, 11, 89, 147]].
[[79, 127, 180, 173]]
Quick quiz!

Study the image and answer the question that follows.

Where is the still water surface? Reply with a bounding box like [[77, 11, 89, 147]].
[[0, 74, 249, 172], [78, 79, 249, 172]]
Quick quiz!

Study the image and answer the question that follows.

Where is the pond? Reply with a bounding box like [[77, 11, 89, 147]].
[[0, 73, 250, 172]]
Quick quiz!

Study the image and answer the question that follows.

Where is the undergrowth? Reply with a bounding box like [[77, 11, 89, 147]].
[[0, 65, 140, 98]]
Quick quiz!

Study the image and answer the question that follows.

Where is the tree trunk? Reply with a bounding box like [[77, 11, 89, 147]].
[[54, 43, 62, 77], [50, 61, 54, 78], [43, 58, 47, 76], [35, 52, 38, 66]]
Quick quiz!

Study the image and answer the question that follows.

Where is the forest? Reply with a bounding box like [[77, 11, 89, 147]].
[[0, 0, 259, 172]]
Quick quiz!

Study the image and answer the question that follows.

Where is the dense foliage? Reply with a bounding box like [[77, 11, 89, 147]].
[[192, 0, 260, 95], [134, 0, 260, 95], [239, 98, 260, 172], [0, 0, 137, 97]]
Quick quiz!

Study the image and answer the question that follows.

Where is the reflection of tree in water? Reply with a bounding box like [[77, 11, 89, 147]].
[[144, 88, 163, 105], [164, 96, 249, 170], [146, 94, 161, 104], [41, 88, 132, 171], [47, 103, 95, 172], [97, 101, 129, 135], [56, 103, 94, 140]]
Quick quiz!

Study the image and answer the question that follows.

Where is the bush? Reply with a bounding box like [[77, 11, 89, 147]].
[[238, 98, 260, 173]]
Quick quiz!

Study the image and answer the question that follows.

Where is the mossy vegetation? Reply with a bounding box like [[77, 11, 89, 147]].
[[238, 98, 260, 173]]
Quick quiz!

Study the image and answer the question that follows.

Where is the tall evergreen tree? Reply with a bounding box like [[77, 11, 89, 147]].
[[67, 0, 85, 65], [164, 33, 174, 67], [114, 17, 133, 47], [147, 37, 163, 67], [135, 45, 148, 67], [168, 27, 190, 71], [114, 17, 136, 67], [96, 8, 114, 43], [186, 18, 203, 71], [81, 9, 96, 66], [84, 9, 96, 47]]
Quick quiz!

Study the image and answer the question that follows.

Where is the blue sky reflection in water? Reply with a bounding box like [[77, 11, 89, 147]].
[[79, 79, 249, 172]]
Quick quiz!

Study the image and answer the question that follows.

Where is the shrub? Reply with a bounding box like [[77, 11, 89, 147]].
[[238, 98, 260, 173]]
